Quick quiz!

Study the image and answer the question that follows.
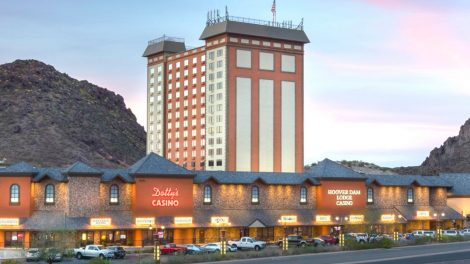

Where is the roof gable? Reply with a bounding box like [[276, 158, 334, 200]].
[[63, 161, 102, 175], [309, 159, 365, 179], [128, 152, 193, 176], [33, 168, 66, 182]]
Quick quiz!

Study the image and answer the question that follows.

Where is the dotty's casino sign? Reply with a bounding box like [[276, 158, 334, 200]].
[[133, 177, 193, 217], [317, 180, 366, 214]]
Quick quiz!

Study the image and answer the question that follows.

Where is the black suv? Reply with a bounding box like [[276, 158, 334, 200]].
[[277, 235, 321, 248], [107, 246, 126, 259]]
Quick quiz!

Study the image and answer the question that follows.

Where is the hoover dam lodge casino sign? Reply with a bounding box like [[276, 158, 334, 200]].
[[317, 180, 366, 214]]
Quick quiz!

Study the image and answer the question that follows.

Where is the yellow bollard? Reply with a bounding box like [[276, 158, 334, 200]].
[[154, 242, 160, 264]]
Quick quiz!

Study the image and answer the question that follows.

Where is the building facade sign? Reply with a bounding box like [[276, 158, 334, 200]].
[[211, 217, 229, 225], [381, 214, 395, 222], [317, 180, 366, 214], [349, 215, 364, 222], [0, 218, 19, 226], [280, 215, 297, 223], [133, 177, 193, 217], [90, 218, 111, 226], [417, 211, 429, 218], [174, 217, 193, 224], [135, 218, 155, 225], [315, 215, 331, 222]]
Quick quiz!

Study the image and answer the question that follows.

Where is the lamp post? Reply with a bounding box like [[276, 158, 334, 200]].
[[150, 225, 160, 264], [278, 219, 288, 251], [335, 216, 348, 247], [434, 212, 445, 241]]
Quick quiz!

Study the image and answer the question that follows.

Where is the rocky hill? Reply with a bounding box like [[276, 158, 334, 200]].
[[0, 59, 146, 167]]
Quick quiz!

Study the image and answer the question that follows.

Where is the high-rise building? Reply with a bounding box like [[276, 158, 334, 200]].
[[144, 11, 309, 172]]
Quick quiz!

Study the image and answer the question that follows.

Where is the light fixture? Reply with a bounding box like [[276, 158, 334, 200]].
[[335, 216, 340, 221]]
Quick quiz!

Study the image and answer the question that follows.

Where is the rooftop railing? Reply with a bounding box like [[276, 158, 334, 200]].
[[206, 10, 304, 31], [148, 35, 185, 45]]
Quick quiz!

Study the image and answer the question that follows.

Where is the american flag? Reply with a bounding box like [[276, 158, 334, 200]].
[[271, 0, 276, 14]]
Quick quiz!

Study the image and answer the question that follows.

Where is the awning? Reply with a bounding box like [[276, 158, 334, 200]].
[[394, 205, 464, 221]]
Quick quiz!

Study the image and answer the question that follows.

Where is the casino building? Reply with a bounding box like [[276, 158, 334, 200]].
[[0, 153, 467, 248]]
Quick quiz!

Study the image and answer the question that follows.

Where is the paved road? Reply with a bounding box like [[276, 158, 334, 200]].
[[206, 242, 470, 264]]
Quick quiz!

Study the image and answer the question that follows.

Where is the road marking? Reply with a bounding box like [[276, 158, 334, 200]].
[[335, 248, 470, 264]]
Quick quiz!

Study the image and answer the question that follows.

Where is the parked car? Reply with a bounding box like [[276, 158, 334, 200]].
[[26, 248, 41, 262], [442, 230, 459, 236], [355, 233, 369, 243], [228, 237, 266, 251], [160, 243, 187, 255], [276, 235, 305, 248], [412, 230, 436, 238], [74, 245, 115, 259], [459, 229, 470, 236], [320, 235, 338, 245], [107, 246, 126, 259], [185, 244, 204, 254], [44, 248, 63, 262], [201, 243, 237, 253]]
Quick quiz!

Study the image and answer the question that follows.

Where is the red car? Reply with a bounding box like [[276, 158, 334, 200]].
[[320, 235, 338, 245], [160, 243, 187, 255]]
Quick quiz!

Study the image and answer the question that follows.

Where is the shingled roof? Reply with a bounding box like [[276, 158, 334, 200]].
[[142, 40, 186, 57], [194, 170, 318, 185], [440, 173, 470, 196], [200, 20, 310, 43], [62, 161, 102, 175], [308, 159, 366, 179], [33, 168, 67, 182], [2, 161, 38, 175], [367, 174, 452, 187], [128, 152, 194, 176]]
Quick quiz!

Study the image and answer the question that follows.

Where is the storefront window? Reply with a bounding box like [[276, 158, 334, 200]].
[[251, 186, 259, 204], [300, 187, 307, 204], [407, 188, 414, 203], [367, 188, 374, 204], [10, 184, 20, 204], [45, 184, 55, 204], [203, 186, 212, 204], [110, 184, 119, 204], [5, 231, 24, 247]]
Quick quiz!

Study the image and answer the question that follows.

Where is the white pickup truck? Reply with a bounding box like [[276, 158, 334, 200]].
[[228, 237, 266, 251], [74, 245, 115, 259]]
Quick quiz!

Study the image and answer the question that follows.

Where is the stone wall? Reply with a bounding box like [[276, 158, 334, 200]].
[[32, 180, 68, 211], [193, 181, 316, 210], [429, 187, 447, 206], [67, 176, 102, 217], [367, 184, 430, 208], [98, 180, 133, 211]]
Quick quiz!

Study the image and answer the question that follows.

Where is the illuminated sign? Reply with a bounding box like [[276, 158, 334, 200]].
[[211, 217, 229, 225], [152, 187, 180, 207], [90, 218, 111, 226], [280, 215, 297, 223], [174, 217, 193, 224], [349, 215, 364, 222], [135, 218, 155, 225], [381, 214, 395, 222], [327, 189, 362, 206], [316, 215, 331, 222], [417, 211, 429, 218], [0, 218, 19, 226]]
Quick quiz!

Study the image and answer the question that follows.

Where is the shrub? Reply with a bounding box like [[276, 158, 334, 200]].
[[1, 260, 22, 264], [87, 258, 111, 264], [440, 236, 465, 243]]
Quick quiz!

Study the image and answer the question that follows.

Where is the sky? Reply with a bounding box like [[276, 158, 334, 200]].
[[1, 0, 470, 167]]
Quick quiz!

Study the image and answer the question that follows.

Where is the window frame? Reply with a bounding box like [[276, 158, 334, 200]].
[[109, 184, 120, 205], [300, 186, 307, 204], [407, 188, 414, 204], [236, 49, 252, 69], [45, 184, 55, 205], [281, 54, 296, 73], [251, 186, 260, 205], [367, 187, 374, 204], [259, 51, 275, 71], [203, 185, 212, 205], [10, 184, 20, 205]]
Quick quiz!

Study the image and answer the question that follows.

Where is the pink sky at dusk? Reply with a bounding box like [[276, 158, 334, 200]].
[[1, 0, 469, 167]]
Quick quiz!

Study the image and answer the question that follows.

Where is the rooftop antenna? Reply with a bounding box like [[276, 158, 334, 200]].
[[271, 0, 276, 24], [225, 6, 229, 19]]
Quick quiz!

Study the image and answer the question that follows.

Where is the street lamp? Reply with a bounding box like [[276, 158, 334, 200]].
[[335, 216, 348, 247], [278, 219, 289, 251], [434, 213, 445, 240]]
